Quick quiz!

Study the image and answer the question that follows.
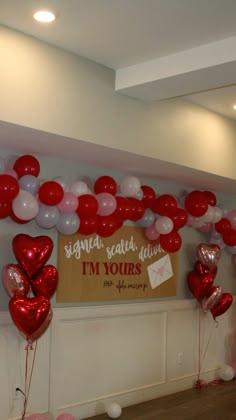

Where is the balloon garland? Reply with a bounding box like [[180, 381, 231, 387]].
[[1, 154, 235, 416], [0, 153, 236, 257]]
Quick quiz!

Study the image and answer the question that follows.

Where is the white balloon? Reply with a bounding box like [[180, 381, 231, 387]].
[[211, 206, 223, 223], [70, 180, 89, 197], [12, 190, 39, 220], [209, 236, 226, 249], [155, 216, 173, 234], [107, 402, 122, 419], [120, 176, 141, 197], [219, 365, 234, 381], [200, 205, 214, 223], [52, 176, 69, 192]]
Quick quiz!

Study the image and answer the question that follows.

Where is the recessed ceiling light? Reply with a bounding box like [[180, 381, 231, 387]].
[[33, 10, 56, 23], [233, 105, 236, 110]]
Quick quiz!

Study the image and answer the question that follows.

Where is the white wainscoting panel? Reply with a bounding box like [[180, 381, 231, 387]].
[[49, 300, 236, 419], [0, 298, 235, 419], [49, 303, 167, 417], [166, 302, 199, 381]]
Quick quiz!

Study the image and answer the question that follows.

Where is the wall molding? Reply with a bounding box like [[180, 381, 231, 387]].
[[53, 299, 199, 321]]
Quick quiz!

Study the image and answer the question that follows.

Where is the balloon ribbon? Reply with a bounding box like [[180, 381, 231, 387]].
[[21, 341, 38, 419], [194, 307, 223, 390]]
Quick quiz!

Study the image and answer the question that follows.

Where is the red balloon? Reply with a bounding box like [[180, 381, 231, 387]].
[[38, 181, 64, 206], [210, 293, 233, 319], [141, 185, 156, 208], [152, 194, 177, 216], [0, 174, 19, 202], [76, 194, 98, 217], [78, 215, 98, 235], [112, 196, 132, 220], [159, 231, 182, 253], [96, 215, 117, 237], [12, 234, 54, 278], [184, 191, 208, 217], [223, 229, 236, 246], [9, 296, 52, 343], [31, 265, 58, 300], [203, 191, 217, 206], [94, 176, 117, 195], [215, 217, 231, 234], [0, 200, 12, 218], [168, 207, 188, 230], [188, 270, 215, 301], [2, 264, 30, 297], [13, 155, 40, 178], [128, 198, 145, 221], [116, 218, 124, 229]]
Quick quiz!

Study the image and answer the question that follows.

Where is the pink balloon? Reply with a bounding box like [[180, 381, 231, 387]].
[[145, 224, 160, 240], [26, 414, 47, 420], [186, 214, 195, 226], [198, 222, 213, 233], [96, 192, 117, 216], [5, 167, 18, 179], [58, 192, 78, 214], [56, 414, 75, 420], [227, 210, 236, 229], [2, 263, 30, 297]]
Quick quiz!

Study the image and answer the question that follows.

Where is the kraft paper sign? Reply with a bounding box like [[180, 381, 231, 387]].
[[57, 226, 178, 302]]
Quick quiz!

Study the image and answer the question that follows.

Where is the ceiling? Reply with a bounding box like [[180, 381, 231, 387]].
[[1, 0, 236, 117]]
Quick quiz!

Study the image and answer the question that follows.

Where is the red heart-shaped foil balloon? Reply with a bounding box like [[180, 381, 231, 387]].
[[2, 264, 30, 297], [31, 265, 58, 299], [210, 293, 233, 319], [188, 270, 216, 301], [195, 261, 213, 275], [9, 296, 52, 343], [196, 243, 221, 271], [12, 234, 53, 278]]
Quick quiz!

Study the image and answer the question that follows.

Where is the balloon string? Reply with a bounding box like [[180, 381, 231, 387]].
[[21, 341, 38, 419], [195, 307, 222, 390], [200, 319, 215, 366], [197, 306, 201, 381]]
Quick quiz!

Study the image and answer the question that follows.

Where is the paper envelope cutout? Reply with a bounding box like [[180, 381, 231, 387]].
[[147, 254, 173, 289]]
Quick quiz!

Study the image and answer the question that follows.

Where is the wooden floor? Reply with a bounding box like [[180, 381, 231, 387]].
[[87, 380, 236, 419]]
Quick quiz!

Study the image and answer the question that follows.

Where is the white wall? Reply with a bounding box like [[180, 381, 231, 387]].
[[1, 25, 236, 419], [0, 299, 234, 419], [1, 26, 236, 181]]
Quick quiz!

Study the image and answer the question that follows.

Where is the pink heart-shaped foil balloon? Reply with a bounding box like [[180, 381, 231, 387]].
[[2, 264, 30, 297], [201, 285, 222, 312], [196, 243, 221, 271], [12, 234, 53, 278]]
